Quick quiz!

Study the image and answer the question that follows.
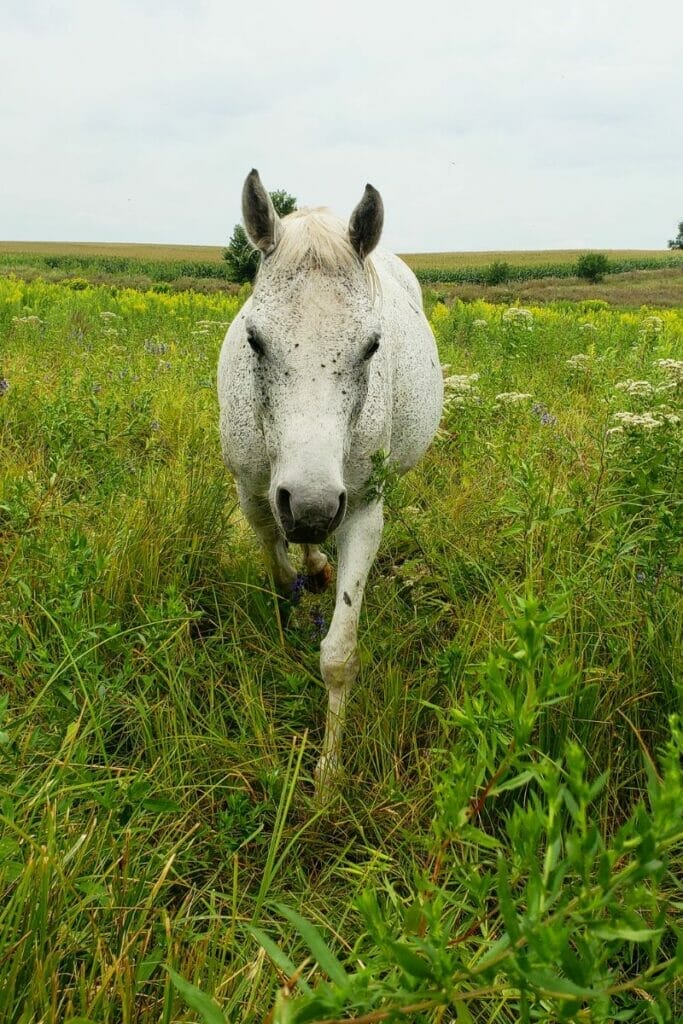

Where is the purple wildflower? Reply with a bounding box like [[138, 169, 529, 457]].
[[311, 607, 326, 639], [289, 573, 306, 606], [532, 402, 557, 427]]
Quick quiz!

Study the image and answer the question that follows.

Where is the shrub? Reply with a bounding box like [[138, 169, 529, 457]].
[[575, 252, 610, 283], [484, 259, 511, 285]]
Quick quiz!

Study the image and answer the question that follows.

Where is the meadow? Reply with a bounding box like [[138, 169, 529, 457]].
[[0, 275, 682, 1022], [1, 242, 682, 300]]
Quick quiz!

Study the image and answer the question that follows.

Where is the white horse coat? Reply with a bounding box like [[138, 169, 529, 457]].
[[218, 171, 443, 794]]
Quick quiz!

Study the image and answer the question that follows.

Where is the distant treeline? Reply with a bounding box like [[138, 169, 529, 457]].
[[0, 249, 681, 286]]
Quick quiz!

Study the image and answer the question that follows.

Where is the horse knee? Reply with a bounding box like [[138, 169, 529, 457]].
[[320, 642, 360, 690]]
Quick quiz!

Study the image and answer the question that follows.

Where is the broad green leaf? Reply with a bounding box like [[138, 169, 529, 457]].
[[594, 926, 663, 943], [388, 941, 434, 980], [166, 967, 227, 1024], [275, 903, 347, 988], [530, 970, 599, 999], [455, 1001, 475, 1023], [490, 769, 535, 795]]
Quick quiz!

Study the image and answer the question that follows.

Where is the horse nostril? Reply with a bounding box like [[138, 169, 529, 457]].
[[330, 490, 347, 530], [276, 487, 293, 528]]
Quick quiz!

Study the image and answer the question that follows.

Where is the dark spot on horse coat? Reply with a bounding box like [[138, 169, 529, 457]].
[[343, 591, 352, 606]]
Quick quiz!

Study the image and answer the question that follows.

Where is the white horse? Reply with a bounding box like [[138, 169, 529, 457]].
[[218, 170, 443, 794]]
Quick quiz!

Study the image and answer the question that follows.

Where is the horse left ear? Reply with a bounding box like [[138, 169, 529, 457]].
[[349, 184, 384, 259], [242, 169, 282, 255]]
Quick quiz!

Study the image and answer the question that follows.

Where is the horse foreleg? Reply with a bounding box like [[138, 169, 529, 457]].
[[316, 501, 383, 798], [237, 485, 297, 593], [301, 544, 333, 592]]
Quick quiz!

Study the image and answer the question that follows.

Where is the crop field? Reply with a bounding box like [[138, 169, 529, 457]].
[[2, 241, 682, 299], [0, 277, 682, 1022]]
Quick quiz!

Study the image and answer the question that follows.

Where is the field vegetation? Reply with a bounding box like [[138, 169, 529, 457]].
[[1, 242, 682, 307], [0, 276, 682, 1022]]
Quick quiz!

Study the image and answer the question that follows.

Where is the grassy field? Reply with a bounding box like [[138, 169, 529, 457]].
[[2, 241, 682, 308], [0, 278, 682, 1022]]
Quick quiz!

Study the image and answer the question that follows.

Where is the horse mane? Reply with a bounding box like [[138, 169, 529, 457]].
[[267, 207, 380, 302]]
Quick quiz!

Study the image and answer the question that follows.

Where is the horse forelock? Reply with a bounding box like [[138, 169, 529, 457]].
[[265, 208, 380, 303]]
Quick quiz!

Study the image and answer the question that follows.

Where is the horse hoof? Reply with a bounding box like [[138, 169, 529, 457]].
[[305, 563, 333, 594]]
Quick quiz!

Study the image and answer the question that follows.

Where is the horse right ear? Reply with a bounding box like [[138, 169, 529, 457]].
[[349, 184, 384, 260], [242, 169, 282, 255]]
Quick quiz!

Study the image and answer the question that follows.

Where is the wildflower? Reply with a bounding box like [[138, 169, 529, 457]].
[[144, 340, 168, 356], [11, 315, 44, 326], [99, 311, 118, 320], [150, 420, 160, 431], [502, 307, 534, 330], [443, 373, 480, 409], [655, 359, 683, 385], [471, 318, 488, 329], [566, 353, 592, 370], [311, 607, 326, 639], [579, 323, 598, 332], [495, 392, 532, 404], [639, 315, 664, 334], [101, 327, 119, 337], [614, 380, 655, 398], [290, 573, 306, 606], [532, 403, 558, 427], [612, 411, 665, 431], [0, 378, 9, 396]]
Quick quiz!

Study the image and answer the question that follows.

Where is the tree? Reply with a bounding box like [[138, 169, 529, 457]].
[[668, 221, 683, 250], [575, 252, 610, 283], [223, 189, 297, 283]]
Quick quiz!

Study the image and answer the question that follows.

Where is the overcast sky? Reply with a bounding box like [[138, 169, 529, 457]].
[[2, 0, 682, 252]]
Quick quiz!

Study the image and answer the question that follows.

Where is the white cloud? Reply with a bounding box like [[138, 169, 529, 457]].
[[1, 0, 682, 249]]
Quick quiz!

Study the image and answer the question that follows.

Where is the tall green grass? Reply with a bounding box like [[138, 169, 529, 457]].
[[0, 280, 681, 1021]]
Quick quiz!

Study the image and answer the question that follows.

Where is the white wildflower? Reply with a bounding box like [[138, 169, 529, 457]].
[[495, 392, 533, 404], [99, 311, 118, 320], [639, 315, 664, 334], [566, 353, 592, 370], [612, 411, 663, 431], [471, 318, 488, 329], [614, 380, 655, 398], [443, 372, 480, 409], [655, 359, 683, 384], [12, 315, 44, 326], [579, 323, 598, 332], [502, 307, 534, 330]]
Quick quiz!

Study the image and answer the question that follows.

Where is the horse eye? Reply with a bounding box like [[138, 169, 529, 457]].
[[247, 329, 264, 356], [363, 334, 381, 361]]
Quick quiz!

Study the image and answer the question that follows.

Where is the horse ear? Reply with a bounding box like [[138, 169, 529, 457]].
[[349, 184, 384, 259], [242, 169, 282, 254]]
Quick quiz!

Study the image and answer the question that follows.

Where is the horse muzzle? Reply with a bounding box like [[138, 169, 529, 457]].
[[275, 486, 347, 544]]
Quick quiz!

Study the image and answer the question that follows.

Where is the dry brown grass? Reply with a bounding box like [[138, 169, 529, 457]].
[[401, 248, 680, 270], [432, 267, 683, 308]]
